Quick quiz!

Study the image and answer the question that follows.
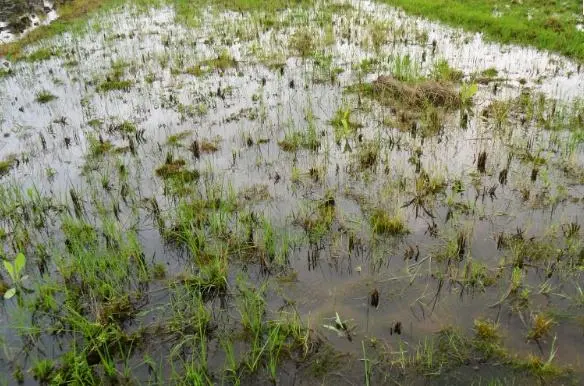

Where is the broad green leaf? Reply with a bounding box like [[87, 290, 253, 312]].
[[460, 83, 478, 103], [14, 253, 26, 277], [4, 287, 16, 300], [3, 260, 16, 282]]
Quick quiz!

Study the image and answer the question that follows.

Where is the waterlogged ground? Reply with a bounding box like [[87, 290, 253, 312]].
[[1, 0, 584, 384]]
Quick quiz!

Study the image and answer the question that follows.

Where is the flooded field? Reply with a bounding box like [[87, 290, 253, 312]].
[[1, 0, 584, 384]]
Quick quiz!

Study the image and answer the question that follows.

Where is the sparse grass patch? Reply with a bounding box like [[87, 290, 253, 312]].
[[97, 79, 133, 92]]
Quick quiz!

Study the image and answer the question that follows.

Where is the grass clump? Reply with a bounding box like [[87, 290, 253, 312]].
[[0, 67, 13, 78], [185, 64, 207, 77], [193, 138, 220, 154], [356, 141, 380, 169], [166, 130, 192, 146], [474, 319, 500, 342], [202, 50, 237, 72], [36, 90, 58, 103], [97, 59, 133, 92], [155, 158, 186, 177], [187, 51, 237, 75], [481, 67, 498, 78], [411, 327, 471, 374], [295, 201, 335, 243], [290, 28, 316, 58], [87, 135, 113, 158], [109, 120, 136, 134], [177, 259, 228, 300], [370, 209, 407, 235], [391, 54, 420, 82], [431, 59, 464, 82], [278, 128, 320, 152], [369, 21, 391, 52], [31, 359, 55, 383], [97, 79, 133, 92], [155, 156, 199, 182], [527, 313, 555, 343], [473, 319, 505, 358]]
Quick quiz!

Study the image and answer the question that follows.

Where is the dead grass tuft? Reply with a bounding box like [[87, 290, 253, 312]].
[[372, 75, 461, 109]]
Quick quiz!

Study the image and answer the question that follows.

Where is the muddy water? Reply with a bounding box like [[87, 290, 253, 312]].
[[1, 0, 584, 383]]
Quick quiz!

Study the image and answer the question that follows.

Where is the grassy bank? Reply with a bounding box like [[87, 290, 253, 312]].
[[381, 0, 584, 62], [0, 0, 310, 59]]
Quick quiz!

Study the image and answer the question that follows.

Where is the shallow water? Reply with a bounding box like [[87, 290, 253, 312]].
[[1, 0, 584, 383]]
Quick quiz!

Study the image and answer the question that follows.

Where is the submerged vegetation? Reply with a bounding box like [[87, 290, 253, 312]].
[[0, 0, 584, 384]]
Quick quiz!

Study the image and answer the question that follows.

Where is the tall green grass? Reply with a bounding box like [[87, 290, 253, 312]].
[[381, 0, 584, 61]]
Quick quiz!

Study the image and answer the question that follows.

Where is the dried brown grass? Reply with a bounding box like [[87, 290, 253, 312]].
[[372, 75, 460, 109]]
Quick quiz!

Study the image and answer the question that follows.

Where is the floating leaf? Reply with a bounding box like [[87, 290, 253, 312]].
[[322, 324, 344, 337], [4, 287, 16, 300]]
